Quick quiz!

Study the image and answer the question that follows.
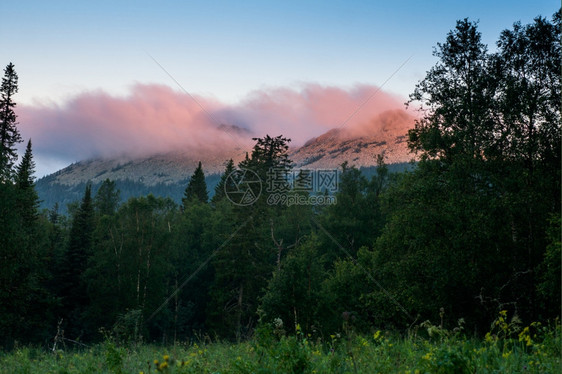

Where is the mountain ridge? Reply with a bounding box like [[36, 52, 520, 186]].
[[36, 108, 416, 211]]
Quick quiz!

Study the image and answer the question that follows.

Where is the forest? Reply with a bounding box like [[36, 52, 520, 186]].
[[0, 11, 560, 373]]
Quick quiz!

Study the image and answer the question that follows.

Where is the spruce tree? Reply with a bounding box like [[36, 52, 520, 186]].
[[1, 140, 50, 345], [0, 69, 45, 347], [211, 159, 235, 204], [60, 184, 95, 338], [94, 178, 120, 216], [0, 63, 22, 180], [182, 161, 208, 206], [209, 135, 293, 340], [15, 139, 39, 222]]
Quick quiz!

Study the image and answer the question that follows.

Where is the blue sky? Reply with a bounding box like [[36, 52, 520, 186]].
[[0, 1, 558, 177], [3, 1, 556, 105]]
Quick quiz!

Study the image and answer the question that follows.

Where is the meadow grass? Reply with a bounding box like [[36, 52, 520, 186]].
[[1, 317, 560, 374]]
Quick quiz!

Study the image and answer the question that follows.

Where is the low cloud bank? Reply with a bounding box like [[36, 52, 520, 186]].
[[17, 83, 413, 176]]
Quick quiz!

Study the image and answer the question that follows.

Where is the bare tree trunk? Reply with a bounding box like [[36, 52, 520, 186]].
[[292, 283, 298, 331], [236, 283, 244, 342], [110, 228, 123, 297], [174, 276, 178, 344], [271, 219, 284, 271]]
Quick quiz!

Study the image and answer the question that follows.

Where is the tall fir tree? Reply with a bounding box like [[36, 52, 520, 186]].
[[15, 139, 40, 222], [209, 135, 293, 340], [211, 159, 235, 204], [94, 178, 120, 216], [59, 184, 95, 339], [0, 82, 51, 346], [0, 63, 22, 180], [240, 135, 292, 181], [182, 161, 208, 207]]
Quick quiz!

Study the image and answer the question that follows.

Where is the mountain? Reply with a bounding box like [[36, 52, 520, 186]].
[[42, 151, 242, 187], [36, 109, 416, 212], [35, 152, 233, 214], [290, 109, 414, 168]]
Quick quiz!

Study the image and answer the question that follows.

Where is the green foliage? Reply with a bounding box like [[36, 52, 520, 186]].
[[15, 140, 39, 222], [241, 135, 293, 177], [94, 179, 120, 216], [84, 194, 177, 341], [1, 10, 560, 352], [0, 69, 53, 347], [259, 235, 328, 335], [211, 159, 235, 205], [408, 19, 491, 161], [0, 180, 52, 347], [493, 12, 561, 165], [58, 184, 95, 339], [0, 62, 22, 180], [182, 161, 208, 206], [421, 343, 470, 374], [318, 157, 389, 260], [1, 325, 560, 373], [35, 174, 222, 215], [537, 214, 562, 311], [168, 201, 215, 340], [208, 135, 295, 341], [373, 11, 562, 330], [322, 248, 377, 333], [103, 341, 125, 374], [111, 309, 143, 346]]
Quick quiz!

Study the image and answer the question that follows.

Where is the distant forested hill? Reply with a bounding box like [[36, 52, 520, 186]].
[[36, 173, 222, 214], [35, 164, 413, 214]]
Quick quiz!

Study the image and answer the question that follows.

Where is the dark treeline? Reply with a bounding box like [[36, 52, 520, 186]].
[[0, 12, 559, 349], [34, 174, 222, 215], [34, 164, 409, 216]]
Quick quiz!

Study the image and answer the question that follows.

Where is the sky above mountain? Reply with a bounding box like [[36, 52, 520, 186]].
[[1, 0, 556, 177]]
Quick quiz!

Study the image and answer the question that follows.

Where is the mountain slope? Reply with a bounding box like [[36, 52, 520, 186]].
[[36, 109, 416, 211], [44, 151, 242, 187], [290, 109, 414, 168]]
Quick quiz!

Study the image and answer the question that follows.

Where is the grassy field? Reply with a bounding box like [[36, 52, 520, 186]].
[[1, 317, 560, 374]]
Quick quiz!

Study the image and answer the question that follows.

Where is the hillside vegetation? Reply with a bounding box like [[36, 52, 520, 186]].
[[0, 10, 560, 373]]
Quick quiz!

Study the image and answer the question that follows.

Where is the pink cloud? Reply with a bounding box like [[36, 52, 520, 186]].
[[17, 83, 414, 169]]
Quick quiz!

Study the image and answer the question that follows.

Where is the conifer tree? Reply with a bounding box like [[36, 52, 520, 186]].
[[211, 159, 235, 204], [182, 161, 208, 206], [15, 139, 39, 222], [209, 135, 293, 340], [0, 63, 22, 180], [0, 138, 50, 346], [94, 178, 120, 216], [60, 184, 95, 338], [0, 68, 45, 347]]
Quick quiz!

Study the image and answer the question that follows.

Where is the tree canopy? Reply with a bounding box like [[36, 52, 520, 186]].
[[0, 10, 559, 347], [182, 161, 208, 206]]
